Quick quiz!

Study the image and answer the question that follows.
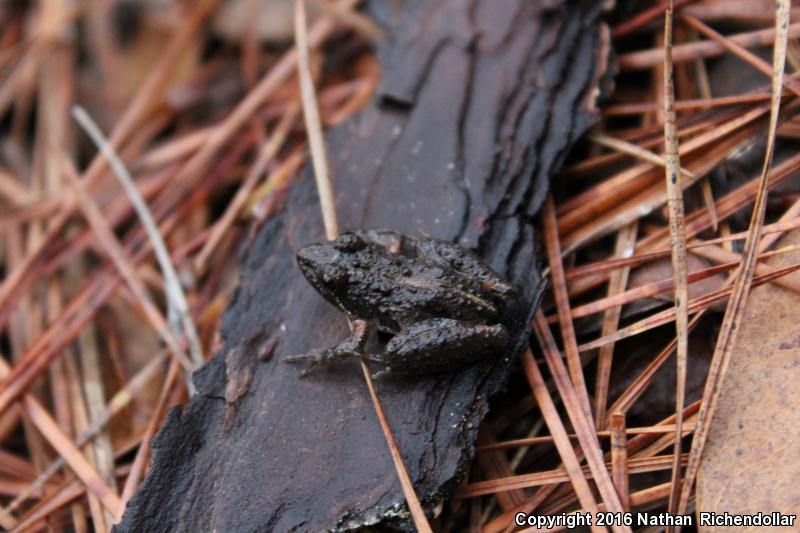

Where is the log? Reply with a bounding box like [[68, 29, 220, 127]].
[[116, 1, 612, 531]]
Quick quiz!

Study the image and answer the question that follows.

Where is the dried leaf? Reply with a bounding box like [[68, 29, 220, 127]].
[[696, 229, 800, 529]]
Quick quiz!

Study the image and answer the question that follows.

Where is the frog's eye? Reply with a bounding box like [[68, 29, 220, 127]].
[[322, 267, 349, 290], [334, 233, 365, 252]]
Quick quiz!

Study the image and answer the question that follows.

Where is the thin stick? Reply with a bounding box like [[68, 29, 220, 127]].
[[594, 222, 636, 428], [682, 13, 800, 97], [294, 2, 430, 530], [60, 157, 195, 374], [0, 353, 167, 518], [519, 350, 605, 533], [677, 0, 791, 519], [589, 132, 695, 181], [194, 102, 299, 274], [662, 9, 688, 520], [72, 106, 205, 382], [359, 363, 431, 532], [618, 21, 800, 70], [542, 196, 593, 420], [296, 0, 338, 240], [610, 413, 629, 511]]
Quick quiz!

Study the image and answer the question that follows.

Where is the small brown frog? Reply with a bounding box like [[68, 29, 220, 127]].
[[285, 230, 515, 378]]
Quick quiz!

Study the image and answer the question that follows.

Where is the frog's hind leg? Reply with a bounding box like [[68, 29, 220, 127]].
[[285, 343, 362, 377], [382, 318, 510, 375], [284, 319, 369, 377]]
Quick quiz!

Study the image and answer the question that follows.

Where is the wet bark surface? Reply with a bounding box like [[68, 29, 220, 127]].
[[116, 1, 612, 531]]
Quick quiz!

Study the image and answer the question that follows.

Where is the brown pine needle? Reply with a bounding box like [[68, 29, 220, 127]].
[[542, 196, 593, 419], [0, 358, 123, 519], [8, 480, 83, 533], [456, 453, 689, 499], [0, 0, 218, 318], [557, 244, 800, 322], [619, 21, 800, 70], [359, 362, 432, 532], [60, 157, 195, 374], [533, 313, 630, 532], [0, 353, 168, 519], [682, 13, 800, 97], [519, 349, 604, 531], [677, 0, 792, 519], [294, 1, 430, 531], [194, 102, 299, 274], [594, 222, 636, 429], [577, 259, 800, 352], [589, 132, 695, 181], [566, 153, 800, 299], [565, 215, 800, 281], [72, 106, 204, 386], [610, 413, 629, 511], [119, 361, 181, 506], [611, 0, 694, 38], [476, 424, 693, 453]]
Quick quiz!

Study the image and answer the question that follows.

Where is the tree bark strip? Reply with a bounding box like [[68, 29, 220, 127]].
[[116, 1, 612, 531]]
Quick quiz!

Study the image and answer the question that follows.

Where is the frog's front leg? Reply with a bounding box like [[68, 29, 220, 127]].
[[285, 320, 369, 377], [373, 318, 509, 377]]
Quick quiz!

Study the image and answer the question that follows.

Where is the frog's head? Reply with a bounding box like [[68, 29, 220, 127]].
[[296, 233, 367, 303]]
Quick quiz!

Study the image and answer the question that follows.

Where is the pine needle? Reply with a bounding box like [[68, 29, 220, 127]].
[[676, 0, 792, 519], [662, 8, 689, 519], [72, 106, 205, 389]]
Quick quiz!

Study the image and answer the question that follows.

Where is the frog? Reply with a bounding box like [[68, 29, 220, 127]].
[[284, 230, 516, 378]]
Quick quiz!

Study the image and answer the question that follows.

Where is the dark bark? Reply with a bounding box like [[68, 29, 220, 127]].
[[116, 1, 612, 531]]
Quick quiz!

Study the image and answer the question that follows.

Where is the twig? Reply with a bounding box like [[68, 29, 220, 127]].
[[594, 222, 636, 428], [296, 0, 339, 240], [662, 9, 689, 520], [194, 102, 299, 274], [60, 156, 195, 375], [519, 350, 604, 532], [610, 413, 629, 511], [72, 106, 205, 387], [589, 132, 695, 181], [619, 21, 800, 70], [542, 196, 593, 419]]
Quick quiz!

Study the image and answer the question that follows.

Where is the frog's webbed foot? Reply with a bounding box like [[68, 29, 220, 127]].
[[369, 367, 393, 380], [284, 341, 364, 377], [284, 320, 370, 377]]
